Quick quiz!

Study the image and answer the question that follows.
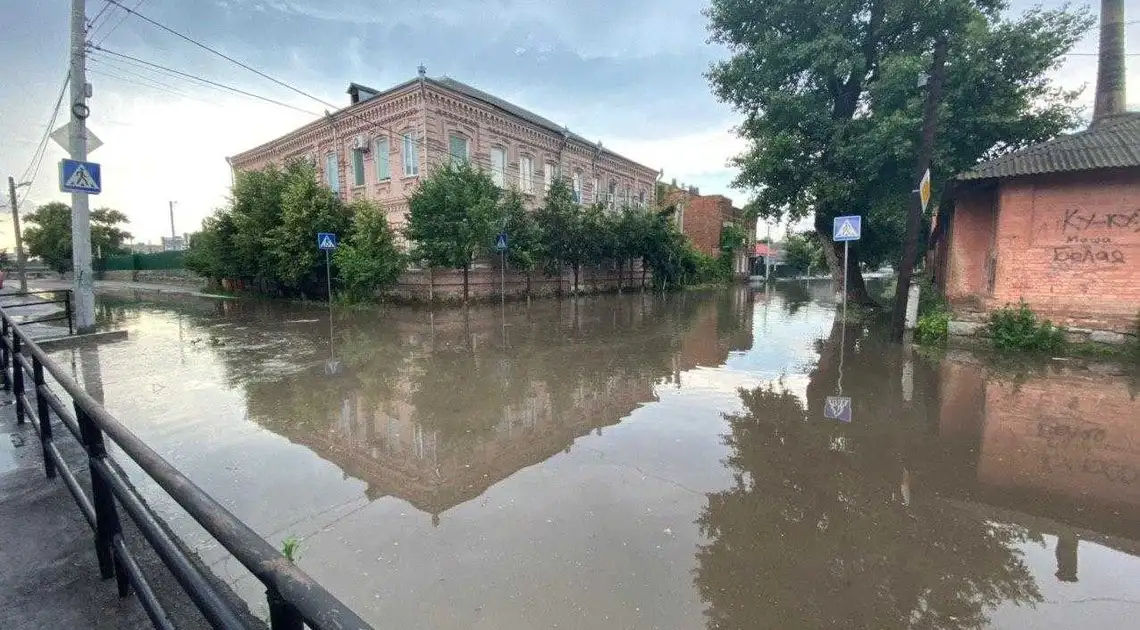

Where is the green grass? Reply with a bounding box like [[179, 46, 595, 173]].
[[281, 537, 301, 563]]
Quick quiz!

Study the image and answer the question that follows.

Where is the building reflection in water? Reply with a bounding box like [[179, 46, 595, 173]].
[[693, 310, 1139, 629], [221, 289, 756, 525]]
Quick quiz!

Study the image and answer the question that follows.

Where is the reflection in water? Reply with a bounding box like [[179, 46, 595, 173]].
[[83, 284, 1140, 629], [220, 290, 755, 522]]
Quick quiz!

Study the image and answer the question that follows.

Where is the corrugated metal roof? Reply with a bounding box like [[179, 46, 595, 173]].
[[957, 112, 1140, 181]]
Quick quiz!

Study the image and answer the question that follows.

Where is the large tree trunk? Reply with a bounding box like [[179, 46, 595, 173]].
[[640, 259, 647, 291], [573, 264, 580, 295], [462, 263, 469, 303], [815, 225, 873, 305]]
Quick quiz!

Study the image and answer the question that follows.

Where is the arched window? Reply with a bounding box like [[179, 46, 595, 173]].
[[572, 172, 582, 202]]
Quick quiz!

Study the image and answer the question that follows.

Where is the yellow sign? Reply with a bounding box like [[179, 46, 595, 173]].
[[919, 169, 932, 211]]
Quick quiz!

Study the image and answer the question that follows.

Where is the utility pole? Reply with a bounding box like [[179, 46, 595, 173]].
[[891, 36, 948, 342], [765, 221, 772, 280], [7, 176, 29, 292], [168, 200, 177, 241], [69, 0, 96, 333]]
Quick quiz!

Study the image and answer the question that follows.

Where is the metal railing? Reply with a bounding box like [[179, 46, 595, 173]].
[[0, 305, 374, 630], [1, 289, 74, 334]]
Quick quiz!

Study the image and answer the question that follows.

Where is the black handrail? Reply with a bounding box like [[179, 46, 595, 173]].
[[0, 306, 374, 630], [1, 289, 74, 335]]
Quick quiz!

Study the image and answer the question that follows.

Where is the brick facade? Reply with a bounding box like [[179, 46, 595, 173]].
[[944, 167, 1140, 333], [662, 185, 756, 276], [229, 76, 660, 237]]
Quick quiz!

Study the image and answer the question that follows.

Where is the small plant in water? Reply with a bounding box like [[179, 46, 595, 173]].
[[281, 536, 301, 564], [986, 300, 1065, 353]]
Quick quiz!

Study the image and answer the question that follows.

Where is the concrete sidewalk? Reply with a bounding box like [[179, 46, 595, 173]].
[[28, 279, 230, 301]]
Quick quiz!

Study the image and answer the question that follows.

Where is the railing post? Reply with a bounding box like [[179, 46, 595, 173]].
[[66, 291, 74, 336], [13, 333, 24, 425], [267, 588, 305, 630], [76, 401, 127, 594], [32, 358, 55, 479], [1, 318, 9, 390]]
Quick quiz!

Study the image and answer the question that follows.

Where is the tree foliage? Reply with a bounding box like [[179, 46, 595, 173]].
[[334, 201, 404, 302], [186, 159, 400, 299], [706, 0, 1093, 297], [24, 202, 132, 273], [405, 162, 502, 301], [782, 231, 827, 275]]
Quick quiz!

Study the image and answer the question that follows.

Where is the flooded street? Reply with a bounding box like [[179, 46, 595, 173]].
[[51, 284, 1140, 629]]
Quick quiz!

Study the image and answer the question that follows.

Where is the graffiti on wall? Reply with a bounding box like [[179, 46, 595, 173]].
[[1043, 208, 1138, 270]]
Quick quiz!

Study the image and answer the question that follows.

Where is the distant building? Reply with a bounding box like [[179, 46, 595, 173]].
[[661, 182, 755, 278], [161, 236, 187, 252], [129, 242, 164, 254], [228, 69, 661, 235], [934, 5, 1136, 335]]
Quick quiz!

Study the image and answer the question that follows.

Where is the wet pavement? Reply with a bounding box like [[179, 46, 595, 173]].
[[49, 283, 1140, 629]]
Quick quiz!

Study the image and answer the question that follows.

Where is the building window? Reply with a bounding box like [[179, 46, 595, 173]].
[[402, 134, 419, 176], [608, 180, 617, 207], [325, 152, 340, 192], [638, 189, 646, 208], [375, 137, 390, 180], [490, 146, 506, 187], [519, 156, 534, 193], [572, 172, 582, 203], [591, 177, 598, 203], [544, 163, 555, 191], [449, 133, 469, 163], [352, 149, 365, 187]]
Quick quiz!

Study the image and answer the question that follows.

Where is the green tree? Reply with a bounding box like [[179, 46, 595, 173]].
[[184, 213, 238, 284], [334, 201, 405, 302], [500, 189, 542, 296], [268, 162, 352, 296], [24, 202, 133, 273], [706, 0, 1092, 303], [404, 162, 500, 302], [534, 179, 581, 294], [782, 231, 826, 276]]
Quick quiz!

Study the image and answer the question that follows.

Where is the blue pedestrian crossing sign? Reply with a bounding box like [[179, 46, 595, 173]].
[[59, 159, 102, 194], [832, 215, 861, 242], [317, 232, 338, 250], [824, 396, 853, 423], [495, 232, 508, 252]]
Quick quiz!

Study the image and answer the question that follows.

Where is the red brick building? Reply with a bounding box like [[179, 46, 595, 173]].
[[935, 1, 1137, 336], [662, 184, 755, 277], [937, 114, 1140, 335]]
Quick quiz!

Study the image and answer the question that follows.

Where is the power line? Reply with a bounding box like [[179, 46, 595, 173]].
[[15, 73, 71, 210], [90, 46, 321, 116], [87, 66, 200, 102], [92, 0, 147, 45], [98, 0, 432, 151], [87, 1, 114, 33], [90, 54, 244, 101]]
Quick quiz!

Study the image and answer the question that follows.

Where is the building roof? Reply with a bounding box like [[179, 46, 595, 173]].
[[957, 112, 1140, 181], [349, 75, 654, 172]]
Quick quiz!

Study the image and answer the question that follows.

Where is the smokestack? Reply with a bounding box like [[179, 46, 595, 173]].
[[1092, 0, 1126, 125]]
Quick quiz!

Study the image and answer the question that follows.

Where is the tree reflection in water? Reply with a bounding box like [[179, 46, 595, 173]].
[[695, 321, 1043, 630]]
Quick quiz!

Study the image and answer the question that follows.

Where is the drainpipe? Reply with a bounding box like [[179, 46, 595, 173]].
[[591, 141, 603, 204], [655, 168, 663, 207], [558, 126, 570, 183]]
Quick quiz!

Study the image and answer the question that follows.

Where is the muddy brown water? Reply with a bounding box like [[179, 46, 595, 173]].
[[48, 284, 1140, 629]]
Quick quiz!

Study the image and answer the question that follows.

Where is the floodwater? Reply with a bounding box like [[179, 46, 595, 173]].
[[49, 284, 1140, 629]]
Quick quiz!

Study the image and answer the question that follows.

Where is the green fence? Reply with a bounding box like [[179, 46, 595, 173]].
[[98, 250, 185, 272]]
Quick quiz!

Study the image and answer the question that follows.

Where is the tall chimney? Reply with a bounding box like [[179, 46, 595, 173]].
[[1092, 0, 1126, 124]]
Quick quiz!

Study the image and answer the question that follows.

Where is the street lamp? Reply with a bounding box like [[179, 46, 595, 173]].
[[6, 177, 32, 293]]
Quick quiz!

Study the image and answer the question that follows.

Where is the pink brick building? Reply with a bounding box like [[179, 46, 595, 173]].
[[228, 69, 661, 237]]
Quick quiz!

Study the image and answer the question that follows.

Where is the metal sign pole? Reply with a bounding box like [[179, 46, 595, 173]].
[[325, 249, 333, 303], [501, 249, 506, 305], [842, 241, 849, 320]]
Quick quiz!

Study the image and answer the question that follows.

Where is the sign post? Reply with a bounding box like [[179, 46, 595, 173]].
[[317, 232, 338, 301], [495, 232, 508, 303], [831, 215, 862, 317]]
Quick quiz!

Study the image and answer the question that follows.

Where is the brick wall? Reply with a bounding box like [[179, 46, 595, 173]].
[[976, 370, 1140, 512], [945, 188, 996, 304], [945, 168, 1140, 332]]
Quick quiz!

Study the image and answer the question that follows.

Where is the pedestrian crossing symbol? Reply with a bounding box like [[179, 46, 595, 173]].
[[59, 159, 102, 194], [317, 232, 338, 250], [495, 232, 508, 252], [832, 215, 861, 242], [824, 396, 853, 423]]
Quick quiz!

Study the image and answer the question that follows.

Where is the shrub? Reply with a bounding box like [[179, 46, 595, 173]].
[[986, 301, 1066, 353], [915, 309, 950, 345]]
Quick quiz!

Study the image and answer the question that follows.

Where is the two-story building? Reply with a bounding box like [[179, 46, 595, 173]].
[[660, 182, 755, 278], [228, 67, 661, 237]]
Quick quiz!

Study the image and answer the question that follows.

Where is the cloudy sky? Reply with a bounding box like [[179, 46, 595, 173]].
[[0, 0, 1135, 246]]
